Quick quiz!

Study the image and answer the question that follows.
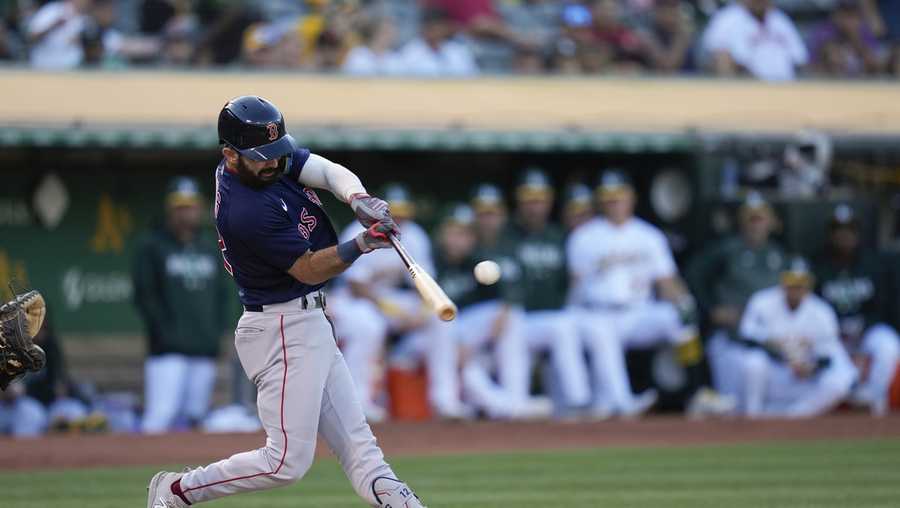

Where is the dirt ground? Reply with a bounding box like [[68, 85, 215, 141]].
[[1, 413, 898, 471]]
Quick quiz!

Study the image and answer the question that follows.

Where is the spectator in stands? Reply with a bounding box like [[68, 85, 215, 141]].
[[26, 0, 94, 69], [0, 19, 20, 60], [641, 0, 696, 73], [876, 0, 900, 76], [192, 1, 259, 66], [393, 7, 478, 77], [553, 3, 599, 73], [688, 192, 787, 405], [81, 0, 160, 67], [813, 204, 899, 416], [138, 0, 197, 66], [699, 0, 808, 81], [587, 0, 654, 72], [0, 0, 26, 61], [158, 13, 197, 66], [494, 0, 562, 73], [809, 0, 886, 77], [427, 0, 537, 72], [241, 20, 303, 69], [132, 177, 230, 433], [342, 17, 401, 75]]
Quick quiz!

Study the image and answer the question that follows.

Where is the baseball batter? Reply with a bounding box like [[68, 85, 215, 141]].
[[146, 96, 426, 508], [736, 257, 857, 418], [567, 170, 713, 417]]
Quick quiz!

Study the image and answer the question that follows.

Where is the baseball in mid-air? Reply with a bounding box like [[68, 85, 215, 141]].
[[474, 260, 501, 285]]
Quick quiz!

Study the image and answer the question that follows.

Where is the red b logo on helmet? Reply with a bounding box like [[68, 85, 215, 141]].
[[266, 122, 279, 141]]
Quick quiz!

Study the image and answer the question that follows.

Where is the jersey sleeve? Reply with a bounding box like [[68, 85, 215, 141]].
[[27, 5, 61, 35], [812, 302, 842, 357], [565, 226, 593, 280], [282, 148, 312, 183], [649, 228, 678, 280], [231, 198, 311, 272]]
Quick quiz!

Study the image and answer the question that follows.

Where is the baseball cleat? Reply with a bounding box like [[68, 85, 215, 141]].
[[686, 387, 737, 419], [147, 471, 187, 508], [620, 389, 658, 419], [372, 476, 427, 507]]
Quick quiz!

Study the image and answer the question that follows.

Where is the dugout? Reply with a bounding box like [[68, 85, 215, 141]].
[[2, 71, 900, 411]]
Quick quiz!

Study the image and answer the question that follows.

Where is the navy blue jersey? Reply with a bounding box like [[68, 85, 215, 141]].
[[214, 148, 338, 306]]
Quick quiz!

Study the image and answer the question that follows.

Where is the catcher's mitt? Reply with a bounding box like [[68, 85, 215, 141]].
[[0, 290, 47, 390]]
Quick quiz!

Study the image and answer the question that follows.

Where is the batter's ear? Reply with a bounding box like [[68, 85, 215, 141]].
[[222, 147, 238, 163]]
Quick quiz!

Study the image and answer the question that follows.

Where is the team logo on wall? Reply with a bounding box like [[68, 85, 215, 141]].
[[266, 122, 279, 141]]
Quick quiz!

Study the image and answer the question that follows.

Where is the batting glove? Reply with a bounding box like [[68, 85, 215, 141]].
[[349, 193, 397, 231], [355, 222, 396, 253]]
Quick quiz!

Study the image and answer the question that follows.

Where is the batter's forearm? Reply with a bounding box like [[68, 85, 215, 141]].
[[287, 246, 353, 285]]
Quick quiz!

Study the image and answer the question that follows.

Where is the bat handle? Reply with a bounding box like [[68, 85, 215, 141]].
[[388, 233, 414, 269]]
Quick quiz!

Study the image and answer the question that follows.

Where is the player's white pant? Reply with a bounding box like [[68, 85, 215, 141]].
[[854, 323, 900, 414], [179, 305, 396, 505], [523, 309, 591, 408], [457, 300, 532, 418], [575, 302, 687, 413], [390, 317, 465, 417], [741, 347, 857, 418], [707, 331, 744, 402], [142, 353, 217, 433], [328, 291, 388, 415]]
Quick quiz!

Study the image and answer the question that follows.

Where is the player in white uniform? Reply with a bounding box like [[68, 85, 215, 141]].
[[568, 170, 725, 417], [734, 258, 857, 418], [330, 184, 465, 420]]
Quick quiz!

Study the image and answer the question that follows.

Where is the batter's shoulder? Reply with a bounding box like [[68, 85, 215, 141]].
[[224, 191, 285, 236]]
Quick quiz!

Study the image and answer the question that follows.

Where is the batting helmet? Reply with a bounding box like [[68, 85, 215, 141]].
[[218, 96, 298, 161]]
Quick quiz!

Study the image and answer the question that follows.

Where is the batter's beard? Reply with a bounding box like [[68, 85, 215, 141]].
[[234, 157, 283, 190]]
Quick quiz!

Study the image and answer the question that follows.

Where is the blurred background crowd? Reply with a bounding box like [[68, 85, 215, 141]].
[[1, 0, 900, 79]]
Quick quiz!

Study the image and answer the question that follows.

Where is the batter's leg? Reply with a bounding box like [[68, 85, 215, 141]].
[[177, 312, 334, 503], [319, 348, 422, 506]]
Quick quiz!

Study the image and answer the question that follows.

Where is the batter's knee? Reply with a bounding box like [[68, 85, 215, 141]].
[[267, 443, 316, 487]]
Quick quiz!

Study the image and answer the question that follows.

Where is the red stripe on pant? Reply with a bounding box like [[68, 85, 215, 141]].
[[183, 314, 289, 495]]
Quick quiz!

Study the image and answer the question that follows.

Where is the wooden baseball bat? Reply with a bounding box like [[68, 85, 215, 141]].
[[388, 234, 457, 321]]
